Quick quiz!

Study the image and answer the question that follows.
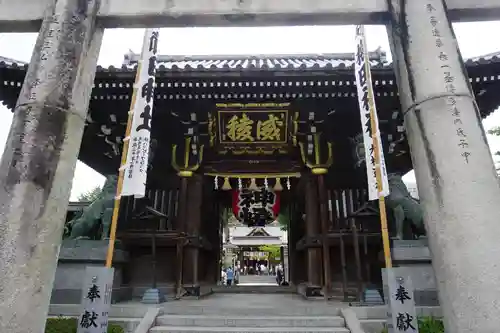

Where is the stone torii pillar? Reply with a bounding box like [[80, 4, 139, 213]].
[[0, 1, 103, 332], [387, 1, 500, 332]]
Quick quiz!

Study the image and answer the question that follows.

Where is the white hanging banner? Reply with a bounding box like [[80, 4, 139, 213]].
[[121, 29, 159, 198], [354, 25, 390, 201]]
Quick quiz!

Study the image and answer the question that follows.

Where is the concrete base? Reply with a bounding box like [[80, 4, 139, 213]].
[[51, 240, 130, 304], [391, 239, 438, 306], [141, 288, 166, 304]]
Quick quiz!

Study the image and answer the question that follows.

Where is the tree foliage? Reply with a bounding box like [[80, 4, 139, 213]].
[[45, 317, 123, 333], [277, 205, 290, 231], [258, 245, 281, 260], [77, 185, 102, 202]]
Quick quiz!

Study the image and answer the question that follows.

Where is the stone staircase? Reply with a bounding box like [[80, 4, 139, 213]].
[[211, 285, 296, 294], [149, 294, 350, 333]]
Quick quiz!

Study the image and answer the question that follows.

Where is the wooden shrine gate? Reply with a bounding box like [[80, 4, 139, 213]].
[[109, 173, 387, 302]]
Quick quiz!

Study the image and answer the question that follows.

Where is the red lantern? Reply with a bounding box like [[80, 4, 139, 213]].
[[232, 188, 280, 225]]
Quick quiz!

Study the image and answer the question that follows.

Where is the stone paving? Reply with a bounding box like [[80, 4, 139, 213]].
[[237, 274, 278, 286]]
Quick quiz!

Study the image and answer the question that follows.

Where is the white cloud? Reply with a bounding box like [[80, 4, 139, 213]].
[[1, 22, 500, 199]]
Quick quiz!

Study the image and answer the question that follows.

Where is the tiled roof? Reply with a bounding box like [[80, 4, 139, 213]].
[[468, 51, 500, 63], [0, 50, 499, 73], [229, 226, 285, 238], [0, 56, 27, 66], [121, 48, 389, 71]]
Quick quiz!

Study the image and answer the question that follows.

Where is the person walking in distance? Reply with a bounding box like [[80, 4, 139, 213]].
[[226, 267, 234, 286], [276, 264, 283, 286]]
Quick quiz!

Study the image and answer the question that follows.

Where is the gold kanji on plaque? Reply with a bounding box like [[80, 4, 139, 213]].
[[226, 113, 255, 142], [257, 114, 283, 141]]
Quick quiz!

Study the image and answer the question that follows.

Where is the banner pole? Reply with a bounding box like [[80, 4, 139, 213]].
[[105, 44, 145, 269], [362, 28, 393, 269], [375, 163, 392, 268]]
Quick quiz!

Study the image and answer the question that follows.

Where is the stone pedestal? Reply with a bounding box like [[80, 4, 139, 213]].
[[51, 240, 130, 304], [392, 239, 438, 306], [141, 288, 166, 304]]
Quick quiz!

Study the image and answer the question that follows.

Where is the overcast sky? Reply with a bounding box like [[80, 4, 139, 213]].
[[1, 22, 500, 200]]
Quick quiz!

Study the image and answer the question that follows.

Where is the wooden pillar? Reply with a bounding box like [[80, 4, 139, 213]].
[[288, 201, 298, 285], [215, 202, 223, 283], [347, 189, 364, 302], [204, 197, 219, 285], [317, 174, 331, 300], [305, 176, 322, 287], [183, 174, 203, 287], [175, 177, 188, 297], [176, 178, 189, 231]]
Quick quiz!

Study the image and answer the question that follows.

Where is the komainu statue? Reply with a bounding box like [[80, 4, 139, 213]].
[[67, 175, 118, 240], [386, 173, 426, 240], [350, 133, 366, 168]]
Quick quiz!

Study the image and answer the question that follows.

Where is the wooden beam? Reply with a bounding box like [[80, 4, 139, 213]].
[[0, 0, 498, 32]]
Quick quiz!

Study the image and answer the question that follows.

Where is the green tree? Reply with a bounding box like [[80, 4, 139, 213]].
[[277, 205, 290, 231], [258, 245, 281, 261], [77, 186, 102, 202]]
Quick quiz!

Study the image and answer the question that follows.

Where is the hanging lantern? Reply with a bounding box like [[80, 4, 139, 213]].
[[222, 177, 231, 190], [232, 188, 281, 223], [274, 178, 283, 191], [238, 178, 243, 190], [286, 177, 291, 190], [264, 177, 269, 189], [214, 176, 219, 190], [248, 178, 258, 191]]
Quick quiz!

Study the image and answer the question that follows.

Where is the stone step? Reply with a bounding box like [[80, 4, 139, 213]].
[[156, 315, 345, 327], [160, 305, 342, 316], [150, 326, 350, 333], [212, 286, 295, 294]]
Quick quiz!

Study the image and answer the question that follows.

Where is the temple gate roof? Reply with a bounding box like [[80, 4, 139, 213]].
[[1, 50, 499, 188]]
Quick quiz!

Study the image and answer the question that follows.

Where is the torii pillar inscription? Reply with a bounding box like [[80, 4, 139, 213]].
[[0, 1, 103, 332], [388, 1, 500, 332]]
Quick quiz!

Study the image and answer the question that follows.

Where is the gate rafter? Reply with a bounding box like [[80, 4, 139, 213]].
[[0, 0, 499, 33]]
